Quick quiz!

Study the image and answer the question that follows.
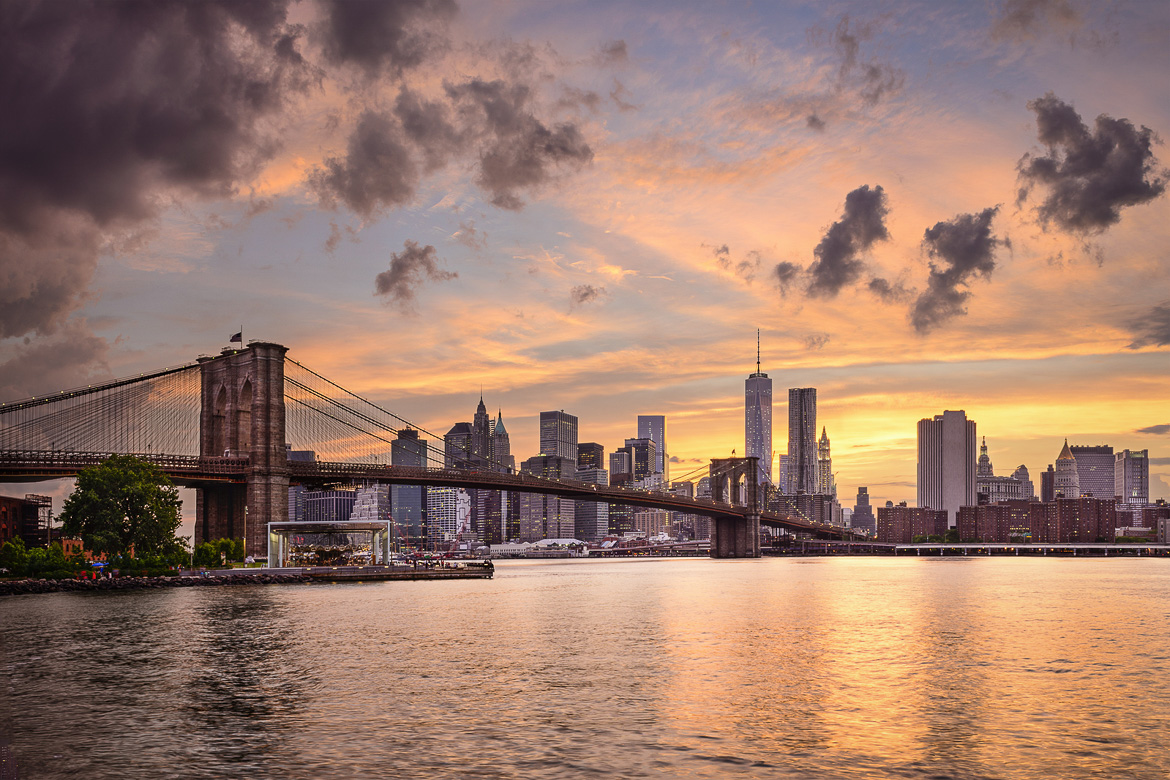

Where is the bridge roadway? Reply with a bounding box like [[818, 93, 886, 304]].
[[0, 450, 843, 538]]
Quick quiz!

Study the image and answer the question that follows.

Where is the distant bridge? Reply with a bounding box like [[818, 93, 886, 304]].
[[0, 342, 843, 557]]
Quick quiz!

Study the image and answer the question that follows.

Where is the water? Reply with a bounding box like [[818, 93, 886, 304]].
[[2, 557, 1168, 779]]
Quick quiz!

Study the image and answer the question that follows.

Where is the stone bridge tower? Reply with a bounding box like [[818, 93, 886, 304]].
[[195, 342, 288, 557], [708, 456, 761, 558]]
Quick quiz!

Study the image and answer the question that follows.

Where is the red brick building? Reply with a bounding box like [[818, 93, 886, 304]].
[[877, 505, 947, 543]]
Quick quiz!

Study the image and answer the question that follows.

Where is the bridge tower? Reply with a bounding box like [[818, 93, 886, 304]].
[[708, 457, 761, 558], [195, 342, 288, 557]]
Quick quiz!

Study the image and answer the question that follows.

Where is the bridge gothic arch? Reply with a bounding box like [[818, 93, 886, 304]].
[[708, 456, 761, 558]]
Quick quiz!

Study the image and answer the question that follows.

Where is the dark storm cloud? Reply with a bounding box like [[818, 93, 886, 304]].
[[310, 111, 420, 217], [992, 0, 1080, 41], [1126, 301, 1170, 349], [394, 88, 463, 171], [0, 321, 109, 400], [569, 284, 607, 307], [1018, 94, 1167, 233], [774, 262, 801, 295], [445, 79, 594, 210], [374, 240, 456, 306], [868, 276, 914, 303], [0, 0, 313, 337], [806, 185, 890, 298], [317, 0, 457, 76], [1136, 424, 1170, 436], [910, 208, 1005, 333]]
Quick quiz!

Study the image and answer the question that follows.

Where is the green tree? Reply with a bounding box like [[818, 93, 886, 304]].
[[60, 454, 183, 559], [0, 537, 28, 575]]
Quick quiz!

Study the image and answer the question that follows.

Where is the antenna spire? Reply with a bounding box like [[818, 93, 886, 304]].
[[756, 329, 761, 374]]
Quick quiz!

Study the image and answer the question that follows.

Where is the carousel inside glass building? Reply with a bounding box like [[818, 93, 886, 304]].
[[267, 521, 390, 567]]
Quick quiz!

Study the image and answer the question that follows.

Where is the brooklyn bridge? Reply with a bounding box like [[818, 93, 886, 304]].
[[0, 342, 843, 558]]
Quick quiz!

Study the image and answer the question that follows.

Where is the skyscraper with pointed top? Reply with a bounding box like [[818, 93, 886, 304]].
[[1054, 439, 1080, 499], [817, 426, 835, 497], [745, 330, 772, 488]]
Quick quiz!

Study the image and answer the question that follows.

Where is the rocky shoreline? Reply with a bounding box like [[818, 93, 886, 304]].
[[0, 573, 313, 596]]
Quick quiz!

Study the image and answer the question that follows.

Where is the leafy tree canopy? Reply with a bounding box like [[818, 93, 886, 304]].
[[60, 454, 183, 558]]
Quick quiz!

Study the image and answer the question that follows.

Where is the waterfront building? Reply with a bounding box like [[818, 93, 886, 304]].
[[852, 487, 875, 535], [1070, 445, 1114, 498], [1054, 440, 1080, 499], [787, 388, 818, 494], [519, 454, 576, 541], [745, 339, 772, 487], [637, 415, 668, 482], [1115, 449, 1149, 504], [816, 427, 835, 496], [288, 484, 306, 522], [577, 442, 605, 471], [391, 428, 428, 547], [876, 504, 948, 543], [539, 410, 578, 465], [426, 487, 470, 547], [574, 466, 609, 543], [917, 410, 977, 527], [1041, 464, 1056, 503]]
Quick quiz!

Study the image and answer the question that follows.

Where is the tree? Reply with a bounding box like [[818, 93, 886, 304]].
[[60, 454, 183, 559]]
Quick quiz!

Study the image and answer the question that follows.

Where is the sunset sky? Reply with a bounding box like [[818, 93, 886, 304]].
[[2, 0, 1168, 514]]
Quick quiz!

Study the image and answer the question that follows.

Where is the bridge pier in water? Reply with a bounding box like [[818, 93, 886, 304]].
[[195, 342, 289, 557], [708, 457, 762, 558]]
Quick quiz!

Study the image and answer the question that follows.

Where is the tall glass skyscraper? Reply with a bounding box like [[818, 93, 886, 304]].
[[539, 410, 578, 465], [787, 388, 817, 494], [917, 410, 977, 528], [745, 339, 772, 487], [637, 414, 667, 481]]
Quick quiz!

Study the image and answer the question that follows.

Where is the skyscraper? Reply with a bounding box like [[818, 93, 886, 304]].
[[852, 487, 875, 534], [577, 442, 605, 470], [745, 335, 772, 488], [817, 426, 834, 496], [621, 438, 658, 483], [391, 428, 428, 547], [917, 410, 977, 528], [787, 388, 817, 494], [1115, 449, 1149, 504], [1054, 440, 1080, 499], [539, 410, 578, 464], [1070, 445, 1113, 498], [444, 422, 473, 469], [637, 415, 668, 481]]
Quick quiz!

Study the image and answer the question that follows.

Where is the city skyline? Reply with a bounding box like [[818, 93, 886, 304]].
[[0, 1, 1167, 512]]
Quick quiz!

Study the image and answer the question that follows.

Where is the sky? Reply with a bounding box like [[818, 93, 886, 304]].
[[1, 0, 1168, 519]]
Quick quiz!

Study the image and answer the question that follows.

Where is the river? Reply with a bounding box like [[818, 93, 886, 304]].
[[2, 556, 1168, 778]]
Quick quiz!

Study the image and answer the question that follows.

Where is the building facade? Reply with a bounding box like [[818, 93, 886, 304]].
[[787, 388, 818, 494], [1070, 445, 1114, 499], [816, 427, 834, 496], [539, 410, 578, 464], [1054, 440, 1080, 499], [637, 415, 668, 482], [745, 361, 772, 488], [1115, 449, 1149, 504], [917, 410, 977, 528]]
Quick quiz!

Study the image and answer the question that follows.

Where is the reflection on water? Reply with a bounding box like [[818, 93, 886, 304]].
[[2, 558, 1168, 778]]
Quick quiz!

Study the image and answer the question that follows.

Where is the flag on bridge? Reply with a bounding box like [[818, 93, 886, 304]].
[[229, 331, 242, 343]]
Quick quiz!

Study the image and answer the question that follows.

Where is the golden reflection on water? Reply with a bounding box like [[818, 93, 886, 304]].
[[1, 557, 1168, 778]]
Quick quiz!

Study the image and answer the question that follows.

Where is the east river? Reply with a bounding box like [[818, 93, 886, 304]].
[[2, 557, 1168, 779]]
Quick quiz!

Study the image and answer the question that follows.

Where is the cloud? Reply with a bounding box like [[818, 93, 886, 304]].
[[316, 0, 456, 77], [1018, 94, 1167, 234], [0, 0, 313, 338], [0, 321, 109, 400], [597, 40, 628, 65], [569, 284, 608, 308], [831, 16, 904, 107], [992, 0, 1080, 41], [394, 88, 463, 172], [806, 184, 890, 298], [310, 111, 420, 218], [803, 333, 831, 351], [806, 113, 826, 132], [1126, 301, 1170, 349], [707, 244, 761, 283], [610, 79, 638, 112], [374, 240, 456, 307], [1136, 424, 1170, 436], [868, 276, 914, 303], [910, 207, 1006, 333], [444, 79, 594, 210], [774, 262, 801, 295], [454, 219, 487, 250]]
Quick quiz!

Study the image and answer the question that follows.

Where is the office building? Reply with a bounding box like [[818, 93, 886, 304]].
[[1011, 464, 1035, 499], [745, 339, 772, 487], [391, 428, 428, 547], [975, 437, 1025, 504], [539, 410, 578, 464], [787, 388, 818, 494], [1054, 440, 1079, 499], [444, 422, 474, 469], [574, 466, 609, 542], [1115, 449, 1149, 504], [1041, 464, 1055, 503], [817, 427, 835, 496], [577, 442, 605, 471], [620, 438, 658, 482], [852, 487, 875, 535], [637, 415, 668, 481], [917, 410, 977, 527], [1070, 445, 1114, 498], [519, 454, 576, 541]]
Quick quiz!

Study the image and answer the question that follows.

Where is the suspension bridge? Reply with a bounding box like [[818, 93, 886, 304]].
[[0, 342, 842, 558]]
